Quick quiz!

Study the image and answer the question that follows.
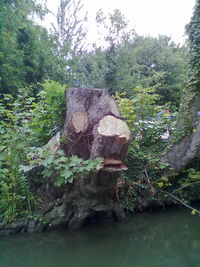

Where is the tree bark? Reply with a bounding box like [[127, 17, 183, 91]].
[[162, 117, 200, 175]]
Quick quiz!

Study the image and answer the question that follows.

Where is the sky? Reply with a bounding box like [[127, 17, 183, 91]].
[[41, 0, 196, 45]]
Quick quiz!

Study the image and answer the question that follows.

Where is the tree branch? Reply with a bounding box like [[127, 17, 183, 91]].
[[162, 190, 200, 215], [172, 181, 200, 194], [144, 168, 156, 194]]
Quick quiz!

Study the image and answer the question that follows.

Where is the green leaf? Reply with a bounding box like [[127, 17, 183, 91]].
[[42, 169, 53, 177], [157, 182, 164, 188], [191, 209, 197, 215], [60, 168, 73, 179], [19, 165, 35, 172], [54, 177, 65, 187]]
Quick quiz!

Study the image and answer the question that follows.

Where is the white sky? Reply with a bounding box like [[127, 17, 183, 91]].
[[42, 0, 196, 45]]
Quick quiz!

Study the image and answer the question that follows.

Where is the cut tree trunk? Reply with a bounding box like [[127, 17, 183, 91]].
[[43, 88, 132, 231], [162, 117, 200, 175]]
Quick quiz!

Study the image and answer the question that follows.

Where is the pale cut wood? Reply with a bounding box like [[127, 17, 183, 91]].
[[71, 111, 88, 133], [103, 158, 123, 165], [98, 115, 131, 140], [90, 115, 131, 161]]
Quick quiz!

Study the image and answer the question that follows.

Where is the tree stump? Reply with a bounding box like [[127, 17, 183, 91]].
[[45, 88, 131, 230]]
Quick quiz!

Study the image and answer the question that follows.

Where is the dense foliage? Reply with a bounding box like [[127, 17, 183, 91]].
[[76, 35, 186, 109]]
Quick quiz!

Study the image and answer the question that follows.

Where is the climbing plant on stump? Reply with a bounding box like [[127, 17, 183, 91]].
[[162, 0, 200, 174], [178, 0, 200, 136]]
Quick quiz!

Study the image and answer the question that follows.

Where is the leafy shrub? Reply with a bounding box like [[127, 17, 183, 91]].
[[31, 80, 66, 144], [116, 86, 173, 211], [20, 147, 103, 187], [0, 91, 36, 222]]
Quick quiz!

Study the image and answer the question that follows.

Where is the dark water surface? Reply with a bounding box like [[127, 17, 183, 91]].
[[1, 207, 200, 267]]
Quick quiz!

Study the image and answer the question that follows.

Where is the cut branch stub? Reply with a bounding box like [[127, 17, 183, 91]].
[[71, 112, 88, 133], [47, 131, 61, 153], [90, 115, 131, 167], [98, 115, 131, 140]]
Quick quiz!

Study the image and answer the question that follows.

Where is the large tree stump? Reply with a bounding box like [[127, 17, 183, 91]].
[[44, 88, 132, 229]]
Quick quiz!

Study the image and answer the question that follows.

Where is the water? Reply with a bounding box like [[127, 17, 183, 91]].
[[1, 207, 200, 267]]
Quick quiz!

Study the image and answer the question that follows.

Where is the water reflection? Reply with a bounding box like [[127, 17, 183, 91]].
[[1, 207, 200, 267]]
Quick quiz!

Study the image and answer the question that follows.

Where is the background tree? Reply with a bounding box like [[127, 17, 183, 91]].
[[95, 9, 136, 94], [116, 35, 187, 108], [51, 0, 88, 86], [74, 10, 186, 109], [0, 0, 51, 96]]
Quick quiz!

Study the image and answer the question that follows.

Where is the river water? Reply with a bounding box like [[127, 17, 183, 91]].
[[1, 207, 200, 267]]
